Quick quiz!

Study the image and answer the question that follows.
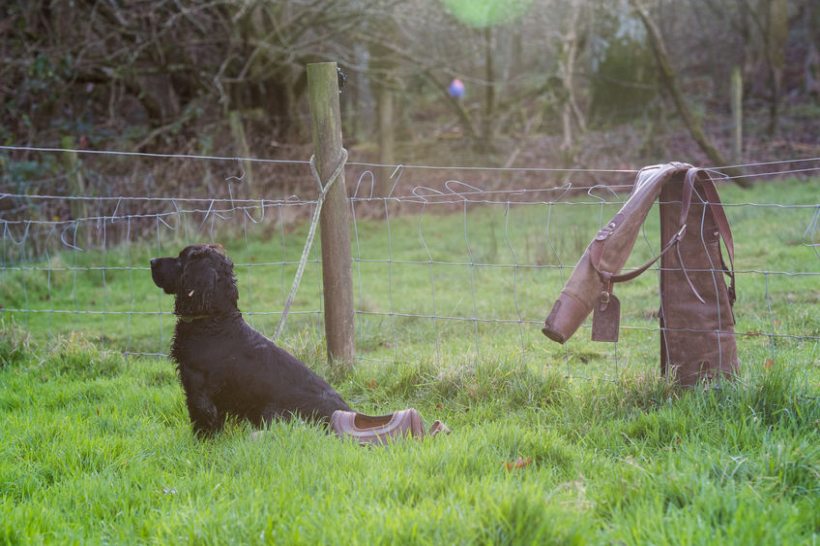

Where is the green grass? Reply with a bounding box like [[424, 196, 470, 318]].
[[0, 178, 818, 544], [0, 327, 817, 544]]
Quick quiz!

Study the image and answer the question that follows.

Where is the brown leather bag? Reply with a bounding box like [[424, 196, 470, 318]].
[[542, 163, 739, 386]]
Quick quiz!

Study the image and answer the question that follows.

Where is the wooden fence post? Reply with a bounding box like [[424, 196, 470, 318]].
[[307, 62, 355, 368], [60, 135, 90, 247], [376, 80, 395, 197], [731, 67, 743, 164], [229, 110, 254, 189]]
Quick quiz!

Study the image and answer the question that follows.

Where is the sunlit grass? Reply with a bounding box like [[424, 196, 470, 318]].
[[0, 324, 817, 544], [0, 178, 818, 543]]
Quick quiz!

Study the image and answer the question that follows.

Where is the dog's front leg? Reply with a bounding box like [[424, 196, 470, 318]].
[[187, 393, 224, 437], [181, 369, 224, 437]]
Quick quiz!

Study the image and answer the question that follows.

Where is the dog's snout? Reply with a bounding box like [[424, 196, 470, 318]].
[[151, 256, 175, 270], [151, 256, 181, 294]]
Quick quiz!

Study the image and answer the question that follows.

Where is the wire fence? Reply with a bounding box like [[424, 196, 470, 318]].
[[1, 147, 818, 381]]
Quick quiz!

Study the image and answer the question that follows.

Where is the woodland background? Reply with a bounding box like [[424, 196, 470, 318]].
[[1, 0, 818, 202]]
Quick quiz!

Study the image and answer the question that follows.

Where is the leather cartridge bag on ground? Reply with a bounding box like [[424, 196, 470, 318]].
[[542, 163, 739, 386], [330, 408, 450, 445]]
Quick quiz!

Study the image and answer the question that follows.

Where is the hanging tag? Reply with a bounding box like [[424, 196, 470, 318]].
[[592, 293, 620, 342]]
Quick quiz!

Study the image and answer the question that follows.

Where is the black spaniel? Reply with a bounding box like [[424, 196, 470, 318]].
[[150, 244, 351, 437]]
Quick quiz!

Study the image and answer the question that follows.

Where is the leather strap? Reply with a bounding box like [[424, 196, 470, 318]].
[[589, 167, 735, 299], [590, 223, 685, 288], [697, 170, 736, 304], [681, 168, 697, 226], [607, 225, 685, 283], [698, 172, 735, 265]]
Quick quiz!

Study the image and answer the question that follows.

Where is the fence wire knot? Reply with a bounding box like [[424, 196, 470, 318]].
[[308, 148, 348, 193], [274, 147, 348, 341]]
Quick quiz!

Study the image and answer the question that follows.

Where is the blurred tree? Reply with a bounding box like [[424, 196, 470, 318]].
[[558, 0, 587, 163], [0, 0, 815, 172], [0, 0, 394, 150], [699, 0, 791, 137], [630, 0, 747, 185], [763, 0, 789, 135]]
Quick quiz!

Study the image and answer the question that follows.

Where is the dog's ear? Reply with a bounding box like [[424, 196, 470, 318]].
[[209, 251, 239, 314]]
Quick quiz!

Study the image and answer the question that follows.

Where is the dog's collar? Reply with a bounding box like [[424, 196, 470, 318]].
[[178, 314, 212, 323]]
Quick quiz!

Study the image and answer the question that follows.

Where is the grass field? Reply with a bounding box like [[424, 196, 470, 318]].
[[1, 178, 818, 544]]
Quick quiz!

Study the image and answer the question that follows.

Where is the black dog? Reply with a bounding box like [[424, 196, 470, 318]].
[[151, 244, 351, 436]]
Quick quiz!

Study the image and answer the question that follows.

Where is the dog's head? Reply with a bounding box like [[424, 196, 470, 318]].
[[150, 244, 239, 317]]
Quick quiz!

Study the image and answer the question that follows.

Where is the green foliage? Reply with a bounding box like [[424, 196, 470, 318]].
[[0, 154, 62, 197], [0, 319, 31, 369], [589, 35, 658, 125], [442, 0, 533, 28], [44, 332, 128, 380]]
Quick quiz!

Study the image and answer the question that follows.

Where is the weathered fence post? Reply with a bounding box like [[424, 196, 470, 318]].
[[60, 135, 89, 247], [376, 80, 395, 197], [228, 110, 254, 189], [307, 62, 355, 367], [731, 66, 743, 164]]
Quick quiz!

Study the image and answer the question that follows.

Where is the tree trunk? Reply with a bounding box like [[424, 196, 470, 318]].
[[765, 0, 788, 136], [481, 26, 496, 153], [369, 20, 400, 196], [559, 0, 586, 159]]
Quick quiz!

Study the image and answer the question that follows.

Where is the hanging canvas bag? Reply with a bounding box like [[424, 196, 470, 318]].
[[542, 163, 738, 386]]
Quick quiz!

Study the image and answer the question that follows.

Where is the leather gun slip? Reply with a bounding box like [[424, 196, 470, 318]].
[[542, 163, 739, 386]]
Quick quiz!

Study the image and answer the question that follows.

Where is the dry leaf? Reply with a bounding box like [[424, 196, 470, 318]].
[[504, 456, 533, 471]]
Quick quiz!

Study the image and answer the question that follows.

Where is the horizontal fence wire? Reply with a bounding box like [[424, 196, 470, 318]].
[[1, 147, 818, 382]]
